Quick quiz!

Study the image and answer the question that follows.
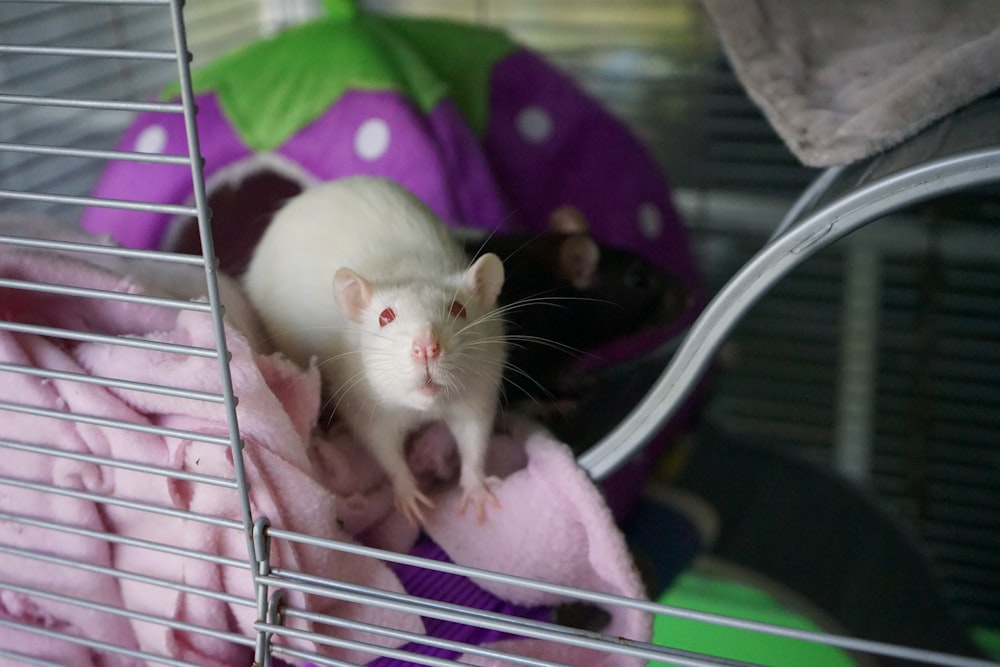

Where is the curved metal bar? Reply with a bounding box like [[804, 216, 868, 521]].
[[768, 165, 845, 242], [582, 147, 1000, 479]]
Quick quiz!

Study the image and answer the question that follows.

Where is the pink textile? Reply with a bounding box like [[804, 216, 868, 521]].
[[0, 239, 650, 666]]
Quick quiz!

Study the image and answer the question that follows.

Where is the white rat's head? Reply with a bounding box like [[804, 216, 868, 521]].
[[333, 253, 506, 411]]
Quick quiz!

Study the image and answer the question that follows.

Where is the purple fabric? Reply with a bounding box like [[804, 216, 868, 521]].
[[366, 539, 550, 666], [274, 538, 550, 667], [82, 89, 513, 254], [81, 94, 253, 249], [484, 50, 700, 294], [276, 92, 509, 230]]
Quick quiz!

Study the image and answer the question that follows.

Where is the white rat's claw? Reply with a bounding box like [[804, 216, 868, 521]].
[[395, 487, 436, 527], [458, 476, 502, 524]]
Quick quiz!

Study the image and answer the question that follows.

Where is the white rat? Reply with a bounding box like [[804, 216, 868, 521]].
[[243, 176, 507, 524]]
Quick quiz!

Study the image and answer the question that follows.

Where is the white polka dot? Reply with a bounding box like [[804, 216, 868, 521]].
[[135, 124, 167, 154], [517, 106, 553, 143], [354, 118, 391, 161], [637, 202, 663, 239]]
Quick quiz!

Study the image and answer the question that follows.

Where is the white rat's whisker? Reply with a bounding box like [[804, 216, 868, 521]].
[[459, 362, 512, 398], [458, 329, 588, 361], [502, 334, 590, 358], [327, 368, 371, 414], [462, 225, 508, 268], [314, 348, 366, 371], [453, 311, 506, 339], [373, 369, 403, 398], [497, 294, 619, 319], [495, 363, 553, 404], [448, 372, 470, 396], [462, 223, 547, 268], [261, 323, 357, 342]]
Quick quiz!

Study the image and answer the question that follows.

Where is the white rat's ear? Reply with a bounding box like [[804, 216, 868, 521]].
[[548, 205, 590, 234], [558, 235, 600, 290], [463, 253, 505, 306], [333, 267, 373, 323]]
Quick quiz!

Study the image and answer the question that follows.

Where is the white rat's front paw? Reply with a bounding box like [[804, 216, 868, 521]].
[[393, 484, 436, 527], [457, 476, 502, 524]]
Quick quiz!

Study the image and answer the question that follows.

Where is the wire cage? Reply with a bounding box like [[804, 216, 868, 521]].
[[1, 1, 999, 667]]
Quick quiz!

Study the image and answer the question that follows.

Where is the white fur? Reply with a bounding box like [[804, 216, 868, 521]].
[[244, 176, 506, 523]]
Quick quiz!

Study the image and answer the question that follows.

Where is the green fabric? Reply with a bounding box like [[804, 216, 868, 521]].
[[379, 17, 517, 134], [166, 9, 516, 151], [973, 626, 1000, 660], [651, 570, 858, 667], [172, 15, 445, 151], [320, 0, 357, 20]]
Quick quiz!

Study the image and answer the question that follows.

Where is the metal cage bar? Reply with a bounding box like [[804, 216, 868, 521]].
[[0, 2, 267, 665]]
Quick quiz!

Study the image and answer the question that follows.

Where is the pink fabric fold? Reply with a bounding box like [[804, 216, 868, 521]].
[[0, 243, 420, 666], [0, 235, 650, 666]]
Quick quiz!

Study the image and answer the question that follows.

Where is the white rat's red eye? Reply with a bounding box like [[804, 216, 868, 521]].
[[449, 300, 467, 319], [378, 308, 396, 327]]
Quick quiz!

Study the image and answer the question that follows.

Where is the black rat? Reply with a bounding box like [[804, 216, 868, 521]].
[[460, 206, 691, 405]]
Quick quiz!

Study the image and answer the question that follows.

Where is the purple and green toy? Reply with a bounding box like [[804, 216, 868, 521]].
[[82, 0, 697, 293]]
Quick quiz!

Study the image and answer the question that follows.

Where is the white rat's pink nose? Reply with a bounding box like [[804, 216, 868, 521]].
[[412, 335, 441, 360]]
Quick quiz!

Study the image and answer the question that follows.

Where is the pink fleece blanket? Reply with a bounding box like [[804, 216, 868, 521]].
[[0, 236, 650, 666]]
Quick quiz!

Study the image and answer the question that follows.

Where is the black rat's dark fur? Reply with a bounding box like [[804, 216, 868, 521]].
[[462, 223, 690, 405]]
